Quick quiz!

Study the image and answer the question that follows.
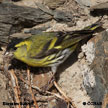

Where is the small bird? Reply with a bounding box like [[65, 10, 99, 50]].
[[14, 21, 101, 75]]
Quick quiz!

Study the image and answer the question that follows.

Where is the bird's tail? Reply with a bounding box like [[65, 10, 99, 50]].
[[83, 20, 102, 31]]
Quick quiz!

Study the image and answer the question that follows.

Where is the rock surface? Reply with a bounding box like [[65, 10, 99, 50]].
[[58, 30, 108, 108]]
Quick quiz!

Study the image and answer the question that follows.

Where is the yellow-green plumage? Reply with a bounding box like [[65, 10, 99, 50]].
[[14, 21, 101, 73]]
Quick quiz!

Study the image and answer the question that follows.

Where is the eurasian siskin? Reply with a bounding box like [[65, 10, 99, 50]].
[[13, 21, 101, 74]]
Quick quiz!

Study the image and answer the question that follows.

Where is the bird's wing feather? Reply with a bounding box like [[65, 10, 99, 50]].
[[29, 21, 102, 59]]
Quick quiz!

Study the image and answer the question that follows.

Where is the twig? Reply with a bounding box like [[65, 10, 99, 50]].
[[27, 68, 39, 108], [53, 81, 77, 108], [35, 95, 54, 102], [32, 84, 65, 100], [9, 69, 21, 108], [26, 105, 30, 108], [67, 102, 70, 108], [19, 75, 64, 100], [102, 93, 108, 108]]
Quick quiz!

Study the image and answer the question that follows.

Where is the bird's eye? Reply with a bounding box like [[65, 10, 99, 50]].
[[14, 47, 17, 50]]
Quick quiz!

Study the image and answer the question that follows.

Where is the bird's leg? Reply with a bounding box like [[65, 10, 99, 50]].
[[41, 66, 57, 91], [49, 66, 57, 84], [51, 66, 57, 74]]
